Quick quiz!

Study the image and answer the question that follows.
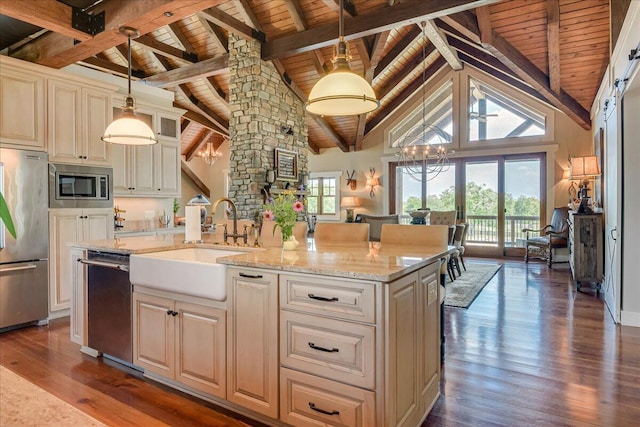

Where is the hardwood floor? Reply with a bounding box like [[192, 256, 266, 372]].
[[1, 259, 639, 426]]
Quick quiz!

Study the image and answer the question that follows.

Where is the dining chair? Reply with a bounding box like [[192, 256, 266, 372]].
[[358, 214, 399, 242], [428, 210, 457, 226], [314, 222, 369, 243]]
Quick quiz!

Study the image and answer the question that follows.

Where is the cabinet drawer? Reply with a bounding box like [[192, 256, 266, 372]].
[[280, 367, 375, 427], [280, 274, 376, 323], [281, 311, 376, 390]]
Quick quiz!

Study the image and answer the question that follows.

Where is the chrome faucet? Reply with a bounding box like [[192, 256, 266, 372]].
[[211, 197, 247, 245]]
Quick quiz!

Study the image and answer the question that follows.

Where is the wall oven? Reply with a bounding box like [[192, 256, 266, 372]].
[[48, 163, 113, 209]]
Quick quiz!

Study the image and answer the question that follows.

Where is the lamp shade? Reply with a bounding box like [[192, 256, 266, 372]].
[[101, 112, 158, 145], [570, 156, 601, 178], [306, 66, 379, 116], [366, 177, 380, 187], [341, 196, 361, 208]]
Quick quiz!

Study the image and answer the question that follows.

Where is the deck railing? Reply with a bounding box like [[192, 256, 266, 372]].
[[399, 214, 540, 247]]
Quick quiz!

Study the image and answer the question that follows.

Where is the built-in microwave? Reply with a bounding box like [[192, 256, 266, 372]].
[[48, 163, 113, 209]]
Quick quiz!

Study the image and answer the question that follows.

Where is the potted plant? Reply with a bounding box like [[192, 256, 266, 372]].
[[173, 198, 181, 225]]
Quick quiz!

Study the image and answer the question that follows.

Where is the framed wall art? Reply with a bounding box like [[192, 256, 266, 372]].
[[275, 148, 298, 182]]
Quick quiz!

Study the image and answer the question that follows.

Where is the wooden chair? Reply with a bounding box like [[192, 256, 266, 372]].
[[260, 221, 308, 248], [314, 222, 369, 243], [449, 224, 467, 275], [358, 214, 399, 242], [523, 207, 569, 267], [428, 210, 457, 226]]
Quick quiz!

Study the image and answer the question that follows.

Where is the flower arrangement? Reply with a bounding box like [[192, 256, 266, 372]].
[[262, 191, 305, 242]]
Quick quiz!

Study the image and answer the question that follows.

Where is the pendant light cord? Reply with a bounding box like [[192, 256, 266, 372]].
[[127, 35, 132, 96], [339, 0, 344, 41]]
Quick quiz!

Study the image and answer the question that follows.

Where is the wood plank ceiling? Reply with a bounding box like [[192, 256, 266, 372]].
[[0, 0, 612, 156]]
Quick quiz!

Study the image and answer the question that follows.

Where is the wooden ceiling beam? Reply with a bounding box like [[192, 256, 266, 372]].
[[114, 44, 143, 71], [177, 84, 229, 135], [204, 77, 229, 106], [199, 7, 265, 42], [134, 34, 197, 63], [323, 0, 357, 18], [546, 0, 561, 94], [446, 34, 517, 79], [365, 55, 447, 134], [439, 11, 481, 44], [143, 54, 229, 87], [377, 44, 436, 99], [181, 119, 194, 134], [311, 51, 330, 76], [186, 129, 213, 161], [475, 6, 492, 44], [232, 0, 262, 30], [374, 24, 421, 79], [11, 0, 224, 68], [197, 14, 229, 52], [167, 22, 197, 54], [422, 20, 463, 71], [179, 107, 227, 136], [181, 161, 211, 197], [0, 0, 92, 42], [79, 57, 146, 79], [283, 0, 308, 31], [262, 0, 499, 60]]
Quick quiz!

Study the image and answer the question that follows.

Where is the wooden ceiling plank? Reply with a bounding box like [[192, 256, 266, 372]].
[[197, 14, 229, 52], [354, 39, 371, 71], [283, 0, 308, 31], [311, 51, 330, 76], [167, 22, 198, 54], [177, 84, 229, 134], [12, 0, 225, 69], [153, 52, 174, 71], [143, 54, 229, 88], [204, 77, 229, 106], [186, 129, 213, 161], [439, 12, 481, 44], [0, 0, 92, 42], [134, 34, 197, 63], [181, 119, 194, 134], [114, 44, 143, 71], [314, 117, 350, 152], [374, 24, 421, 79], [366, 55, 447, 134], [262, 0, 499, 60], [423, 20, 463, 71], [232, 0, 263, 30], [482, 29, 591, 129], [200, 7, 266, 42], [547, 0, 561, 94], [322, 0, 357, 18], [179, 107, 227, 135], [181, 161, 211, 197]]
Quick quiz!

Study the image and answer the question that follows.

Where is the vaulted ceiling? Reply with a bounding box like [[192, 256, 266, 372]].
[[0, 0, 616, 157]]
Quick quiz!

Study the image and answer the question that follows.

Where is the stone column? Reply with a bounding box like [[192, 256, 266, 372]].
[[228, 35, 308, 219]]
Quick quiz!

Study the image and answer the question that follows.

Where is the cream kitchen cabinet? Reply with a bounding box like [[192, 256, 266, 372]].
[[48, 81, 112, 166], [0, 64, 45, 150], [70, 248, 87, 345], [133, 289, 226, 399], [226, 267, 279, 418], [49, 208, 113, 314], [112, 139, 180, 197]]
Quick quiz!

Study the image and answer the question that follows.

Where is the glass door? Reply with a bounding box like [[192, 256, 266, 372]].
[[463, 159, 501, 256]]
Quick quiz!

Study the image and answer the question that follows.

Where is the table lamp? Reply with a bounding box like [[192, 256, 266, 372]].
[[341, 196, 360, 223], [569, 156, 600, 212]]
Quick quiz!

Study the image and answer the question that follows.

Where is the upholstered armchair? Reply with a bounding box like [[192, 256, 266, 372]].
[[523, 207, 570, 267]]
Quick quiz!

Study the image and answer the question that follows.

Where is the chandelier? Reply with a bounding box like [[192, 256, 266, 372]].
[[200, 141, 222, 166], [395, 22, 454, 182]]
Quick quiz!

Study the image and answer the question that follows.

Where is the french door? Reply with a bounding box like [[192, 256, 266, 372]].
[[392, 153, 545, 257]]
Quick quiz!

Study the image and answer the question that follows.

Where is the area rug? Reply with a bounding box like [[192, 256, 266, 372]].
[[0, 365, 106, 426], [445, 262, 502, 308]]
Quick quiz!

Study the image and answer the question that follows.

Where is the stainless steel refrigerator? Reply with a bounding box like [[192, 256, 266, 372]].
[[0, 148, 48, 330]]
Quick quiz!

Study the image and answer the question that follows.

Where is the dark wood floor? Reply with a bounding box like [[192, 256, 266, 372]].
[[1, 259, 639, 426]]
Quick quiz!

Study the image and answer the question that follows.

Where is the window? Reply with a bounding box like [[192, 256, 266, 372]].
[[468, 77, 546, 142], [308, 171, 341, 221]]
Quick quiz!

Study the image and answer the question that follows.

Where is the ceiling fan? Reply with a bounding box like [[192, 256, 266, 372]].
[[469, 84, 498, 122], [469, 110, 498, 122]]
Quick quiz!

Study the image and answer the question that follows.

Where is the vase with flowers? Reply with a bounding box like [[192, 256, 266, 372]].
[[262, 191, 305, 250]]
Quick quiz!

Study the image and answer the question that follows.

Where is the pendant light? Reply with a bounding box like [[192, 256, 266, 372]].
[[101, 26, 157, 145], [200, 140, 222, 166], [305, 0, 379, 116]]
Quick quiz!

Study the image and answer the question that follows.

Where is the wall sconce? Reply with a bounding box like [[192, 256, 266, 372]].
[[264, 169, 276, 191], [366, 168, 379, 198], [341, 196, 360, 223]]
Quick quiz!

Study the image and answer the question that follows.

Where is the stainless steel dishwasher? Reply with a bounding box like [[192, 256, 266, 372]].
[[82, 251, 132, 364]]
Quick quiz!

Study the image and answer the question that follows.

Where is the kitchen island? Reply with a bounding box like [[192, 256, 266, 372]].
[[72, 233, 448, 427]]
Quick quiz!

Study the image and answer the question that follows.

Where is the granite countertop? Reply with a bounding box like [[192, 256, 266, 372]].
[[73, 233, 449, 282]]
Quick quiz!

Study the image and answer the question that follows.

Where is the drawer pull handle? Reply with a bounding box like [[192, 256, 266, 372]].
[[308, 294, 338, 302], [239, 272, 263, 279], [308, 402, 339, 416], [308, 342, 339, 353]]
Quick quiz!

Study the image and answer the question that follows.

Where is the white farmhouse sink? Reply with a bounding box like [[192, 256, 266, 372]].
[[130, 248, 242, 300]]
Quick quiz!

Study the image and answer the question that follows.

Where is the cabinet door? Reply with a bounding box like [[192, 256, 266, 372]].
[[132, 144, 155, 194], [47, 79, 82, 163], [111, 143, 131, 195], [0, 69, 45, 149], [156, 112, 180, 142], [83, 209, 113, 241], [133, 292, 175, 377], [70, 248, 87, 345], [155, 140, 180, 196], [175, 301, 226, 398], [83, 88, 111, 166], [418, 263, 440, 414], [49, 210, 83, 313], [386, 271, 420, 427], [227, 268, 279, 418]]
